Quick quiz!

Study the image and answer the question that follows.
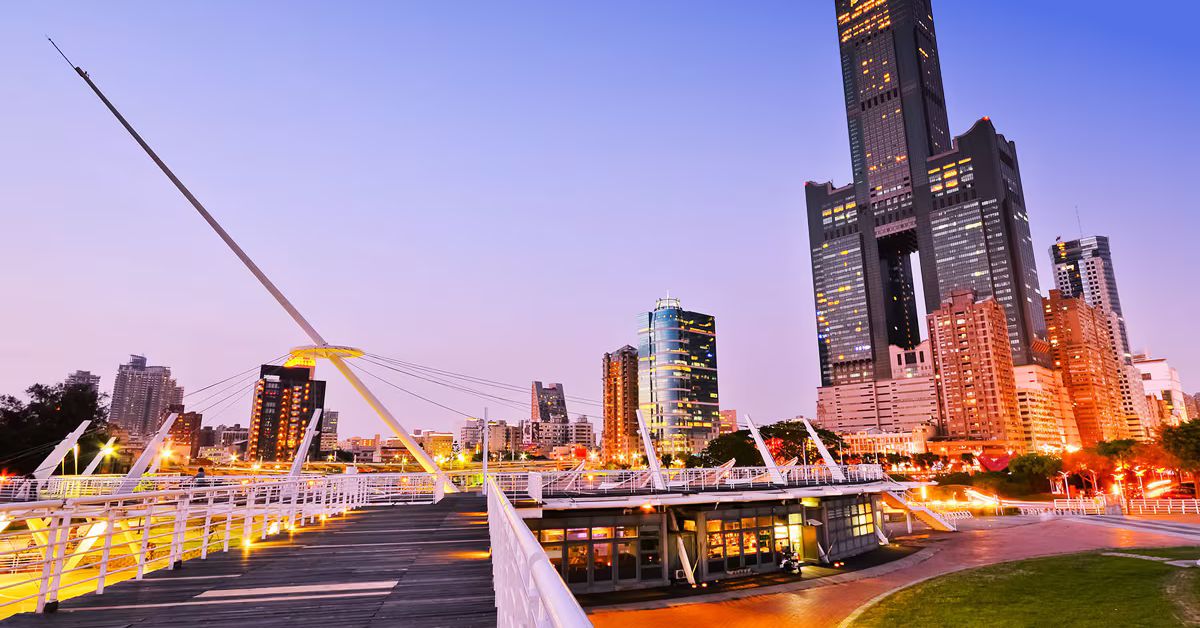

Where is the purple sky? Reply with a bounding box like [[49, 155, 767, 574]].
[[3, 2, 1197, 439]]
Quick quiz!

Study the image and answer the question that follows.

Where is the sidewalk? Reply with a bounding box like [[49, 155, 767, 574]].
[[589, 517, 1191, 628]]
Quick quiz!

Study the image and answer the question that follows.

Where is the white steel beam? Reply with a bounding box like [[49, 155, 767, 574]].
[[117, 413, 177, 494], [289, 409, 323, 477], [744, 414, 787, 486], [81, 437, 116, 475], [800, 417, 845, 481], [33, 421, 91, 480], [635, 410, 666, 491]]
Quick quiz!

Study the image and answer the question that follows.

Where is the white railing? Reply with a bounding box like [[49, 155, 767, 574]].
[[1054, 496, 1121, 515], [531, 463, 884, 498], [0, 475, 373, 619], [485, 476, 590, 628], [1125, 499, 1200, 515]]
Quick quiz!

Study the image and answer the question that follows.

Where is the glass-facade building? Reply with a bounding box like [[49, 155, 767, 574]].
[[806, 0, 1049, 388], [637, 297, 719, 457], [1050, 236, 1129, 356]]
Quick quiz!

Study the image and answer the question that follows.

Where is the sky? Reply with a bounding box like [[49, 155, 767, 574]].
[[2, 1, 1198, 440]]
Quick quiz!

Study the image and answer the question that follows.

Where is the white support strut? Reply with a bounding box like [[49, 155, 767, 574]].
[[81, 437, 116, 475], [116, 413, 177, 494], [635, 410, 667, 491], [288, 409, 323, 477], [33, 421, 91, 480], [744, 414, 787, 486], [64, 58, 455, 492], [800, 417, 846, 482]]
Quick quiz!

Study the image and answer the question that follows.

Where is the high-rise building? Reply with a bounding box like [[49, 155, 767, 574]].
[[319, 409, 339, 454], [109, 355, 184, 436], [1048, 236, 1150, 439], [1044, 291, 1128, 445], [1132, 354, 1190, 426], [601, 345, 640, 462], [638, 297, 719, 457], [460, 417, 522, 456], [927, 290, 1024, 447], [1051, 236, 1129, 356], [1013, 365, 1079, 451], [246, 364, 327, 462], [522, 381, 571, 452], [64, 370, 101, 392], [815, 375, 938, 434], [807, 1, 1048, 405]]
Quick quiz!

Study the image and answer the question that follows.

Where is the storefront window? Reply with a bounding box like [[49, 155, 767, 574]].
[[566, 528, 588, 541], [545, 544, 563, 573], [592, 527, 614, 539], [567, 545, 588, 583], [541, 529, 564, 543], [594, 543, 613, 581], [617, 541, 637, 580]]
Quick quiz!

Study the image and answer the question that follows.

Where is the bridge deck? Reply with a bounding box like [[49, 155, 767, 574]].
[[3, 494, 496, 627]]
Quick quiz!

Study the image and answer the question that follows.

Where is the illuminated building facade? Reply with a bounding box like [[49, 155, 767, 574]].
[[807, 0, 1048, 399], [602, 345, 640, 462], [638, 297, 719, 457], [718, 409, 739, 436], [927, 290, 1024, 447], [1043, 291, 1128, 445], [246, 364, 327, 462], [165, 404, 203, 460], [1013, 365, 1079, 451], [1133, 354, 1191, 426], [1051, 236, 1129, 356]]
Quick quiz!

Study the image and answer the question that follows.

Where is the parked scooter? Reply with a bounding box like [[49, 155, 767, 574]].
[[779, 548, 803, 576]]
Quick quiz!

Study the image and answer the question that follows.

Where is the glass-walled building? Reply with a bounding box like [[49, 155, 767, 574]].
[[637, 297, 719, 457], [525, 493, 882, 594]]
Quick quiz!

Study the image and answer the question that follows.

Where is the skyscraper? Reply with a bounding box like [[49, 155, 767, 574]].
[[1051, 236, 1129, 356], [109, 355, 184, 437], [64, 370, 101, 393], [638, 297, 719, 457], [1044, 291, 1128, 445], [246, 364, 327, 462], [807, 1, 1048, 399], [1050, 236, 1150, 439], [601, 345, 640, 463], [319, 409, 339, 454], [927, 290, 1024, 447]]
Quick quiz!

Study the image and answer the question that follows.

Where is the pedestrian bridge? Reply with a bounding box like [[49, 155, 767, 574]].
[[0, 464, 889, 626]]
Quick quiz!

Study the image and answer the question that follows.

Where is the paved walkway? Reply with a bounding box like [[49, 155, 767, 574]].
[[589, 516, 1198, 628], [2, 494, 496, 628]]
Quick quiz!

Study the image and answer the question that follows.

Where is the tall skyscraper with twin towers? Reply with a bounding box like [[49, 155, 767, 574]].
[[808, 1, 1048, 415]]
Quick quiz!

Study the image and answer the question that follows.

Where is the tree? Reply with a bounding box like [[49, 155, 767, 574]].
[[0, 382, 110, 475], [913, 452, 941, 469], [1162, 421, 1200, 472], [1095, 439, 1137, 467], [1007, 453, 1063, 492], [688, 421, 843, 468]]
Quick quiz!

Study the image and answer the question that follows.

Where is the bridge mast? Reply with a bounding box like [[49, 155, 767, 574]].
[[53, 40, 454, 491]]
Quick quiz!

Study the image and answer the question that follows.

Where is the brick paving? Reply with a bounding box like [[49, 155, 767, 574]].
[[589, 516, 1195, 628]]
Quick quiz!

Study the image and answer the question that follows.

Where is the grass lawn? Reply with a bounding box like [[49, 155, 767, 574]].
[[853, 548, 1200, 627]]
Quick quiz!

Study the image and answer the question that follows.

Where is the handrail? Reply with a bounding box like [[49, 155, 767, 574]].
[[485, 475, 590, 628]]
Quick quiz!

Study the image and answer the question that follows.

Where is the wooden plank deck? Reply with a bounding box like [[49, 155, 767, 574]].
[[3, 494, 496, 628]]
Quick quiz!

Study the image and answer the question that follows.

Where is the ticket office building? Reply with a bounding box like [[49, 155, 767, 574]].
[[526, 493, 881, 593]]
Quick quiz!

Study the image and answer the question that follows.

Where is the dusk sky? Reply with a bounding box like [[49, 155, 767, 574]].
[[3, 2, 1197, 439]]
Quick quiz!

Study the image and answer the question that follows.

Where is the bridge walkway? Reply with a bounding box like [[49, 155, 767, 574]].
[[2, 494, 496, 628]]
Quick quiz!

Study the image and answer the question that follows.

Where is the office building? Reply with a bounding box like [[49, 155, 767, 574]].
[[109, 355, 184, 436], [1133, 354, 1190, 426], [815, 375, 938, 434], [461, 417, 522, 456], [601, 345, 640, 462], [522, 382, 571, 453], [64, 370, 101, 392], [638, 297, 720, 457], [1050, 236, 1129, 356], [806, 1, 1048, 419], [246, 364, 327, 463], [1044, 291, 1127, 445], [319, 409, 339, 454], [412, 429, 455, 459], [927, 290, 1024, 448]]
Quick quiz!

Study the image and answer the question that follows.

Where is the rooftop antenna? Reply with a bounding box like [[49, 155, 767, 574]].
[[50, 39, 456, 492], [1074, 205, 1083, 239]]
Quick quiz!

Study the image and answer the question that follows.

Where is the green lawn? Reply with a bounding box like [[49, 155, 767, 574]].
[[853, 549, 1200, 628]]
